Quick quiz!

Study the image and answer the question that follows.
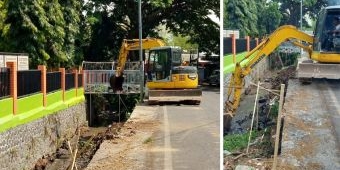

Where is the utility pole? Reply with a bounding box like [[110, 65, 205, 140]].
[[300, 0, 303, 30], [300, 0, 303, 57], [138, 0, 144, 102]]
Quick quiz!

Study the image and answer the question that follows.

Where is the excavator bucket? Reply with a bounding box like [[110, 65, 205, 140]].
[[297, 62, 340, 79], [148, 89, 202, 104], [110, 75, 124, 92]]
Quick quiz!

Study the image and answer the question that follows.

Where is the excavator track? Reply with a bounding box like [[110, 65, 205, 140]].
[[147, 88, 202, 105]]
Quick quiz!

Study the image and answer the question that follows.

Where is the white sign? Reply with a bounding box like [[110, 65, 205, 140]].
[[17, 56, 29, 70], [5, 55, 17, 66], [0, 55, 3, 67]]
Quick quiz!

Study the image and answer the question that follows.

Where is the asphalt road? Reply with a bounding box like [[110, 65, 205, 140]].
[[147, 86, 220, 170]]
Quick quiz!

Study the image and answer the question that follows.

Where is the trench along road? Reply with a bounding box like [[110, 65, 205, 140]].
[[86, 86, 220, 170]]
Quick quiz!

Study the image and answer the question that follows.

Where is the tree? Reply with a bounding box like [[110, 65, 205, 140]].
[[273, 0, 327, 28], [224, 0, 259, 37], [1, 0, 82, 68], [257, 1, 282, 36], [82, 0, 220, 62]]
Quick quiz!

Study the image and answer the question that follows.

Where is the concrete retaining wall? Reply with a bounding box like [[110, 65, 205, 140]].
[[249, 57, 269, 82], [224, 58, 269, 131], [0, 102, 86, 170]]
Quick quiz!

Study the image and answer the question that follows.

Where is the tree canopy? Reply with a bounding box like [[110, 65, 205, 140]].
[[0, 0, 219, 68], [224, 0, 259, 37], [0, 0, 81, 68], [273, 0, 327, 28], [224, 0, 328, 37], [83, 0, 220, 62]]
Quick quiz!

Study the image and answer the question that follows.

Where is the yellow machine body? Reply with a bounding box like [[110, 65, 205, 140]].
[[145, 46, 202, 104]]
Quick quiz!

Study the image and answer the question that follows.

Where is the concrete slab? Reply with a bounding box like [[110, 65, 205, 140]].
[[279, 79, 340, 169], [85, 105, 160, 170]]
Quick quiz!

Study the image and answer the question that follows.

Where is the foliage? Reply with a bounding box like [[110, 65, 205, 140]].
[[269, 101, 279, 119], [257, 1, 282, 36], [272, 0, 327, 28], [0, 0, 82, 69], [224, 131, 259, 152], [224, 0, 259, 37], [90, 93, 139, 125], [172, 35, 198, 51], [224, 0, 328, 37], [82, 0, 220, 62]]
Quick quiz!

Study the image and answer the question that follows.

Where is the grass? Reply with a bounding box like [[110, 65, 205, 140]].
[[143, 137, 153, 144], [224, 131, 259, 152]]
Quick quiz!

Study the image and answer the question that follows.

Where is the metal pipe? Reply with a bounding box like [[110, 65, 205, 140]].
[[138, 0, 144, 102], [300, 0, 303, 30], [300, 0, 303, 56]]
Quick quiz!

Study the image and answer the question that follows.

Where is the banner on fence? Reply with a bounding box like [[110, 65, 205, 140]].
[[0, 54, 29, 70], [5, 55, 17, 65], [0, 55, 3, 67], [18, 56, 29, 70]]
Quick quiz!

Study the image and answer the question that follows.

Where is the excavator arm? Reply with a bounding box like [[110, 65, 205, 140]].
[[226, 25, 314, 115], [111, 38, 165, 92], [116, 38, 166, 77]]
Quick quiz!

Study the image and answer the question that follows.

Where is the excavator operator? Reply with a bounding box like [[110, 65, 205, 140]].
[[325, 16, 340, 51]]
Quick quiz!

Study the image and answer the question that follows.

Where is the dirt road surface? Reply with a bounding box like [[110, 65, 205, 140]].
[[280, 79, 340, 169], [85, 86, 220, 170]]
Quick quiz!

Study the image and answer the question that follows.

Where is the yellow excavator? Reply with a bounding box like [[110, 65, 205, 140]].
[[226, 5, 340, 117], [111, 38, 202, 104], [145, 46, 201, 104], [110, 38, 165, 91]]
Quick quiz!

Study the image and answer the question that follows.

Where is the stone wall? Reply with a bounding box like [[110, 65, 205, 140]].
[[0, 102, 87, 170]]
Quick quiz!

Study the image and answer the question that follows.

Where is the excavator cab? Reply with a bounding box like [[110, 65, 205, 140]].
[[314, 6, 340, 53], [298, 5, 340, 80], [145, 46, 202, 104], [146, 46, 182, 81]]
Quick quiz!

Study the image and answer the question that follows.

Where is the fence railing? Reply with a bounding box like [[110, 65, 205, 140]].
[[0, 63, 84, 115], [78, 73, 83, 87], [46, 72, 61, 93], [65, 73, 75, 90], [223, 36, 259, 55], [0, 68, 10, 99], [17, 70, 41, 97]]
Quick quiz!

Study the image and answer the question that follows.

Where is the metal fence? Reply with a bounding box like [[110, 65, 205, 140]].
[[46, 72, 61, 93], [65, 73, 75, 90], [17, 70, 41, 97], [0, 68, 10, 98], [82, 61, 142, 94], [78, 73, 83, 87]]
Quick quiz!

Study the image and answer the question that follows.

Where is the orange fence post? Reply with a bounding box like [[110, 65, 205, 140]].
[[59, 68, 65, 101], [232, 34, 236, 63], [38, 65, 46, 107], [73, 69, 78, 96], [246, 36, 250, 52], [6, 62, 17, 115]]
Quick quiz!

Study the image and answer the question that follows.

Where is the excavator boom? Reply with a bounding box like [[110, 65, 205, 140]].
[[226, 25, 314, 114], [111, 38, 165, 92], [116, 38, 166, 77]]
